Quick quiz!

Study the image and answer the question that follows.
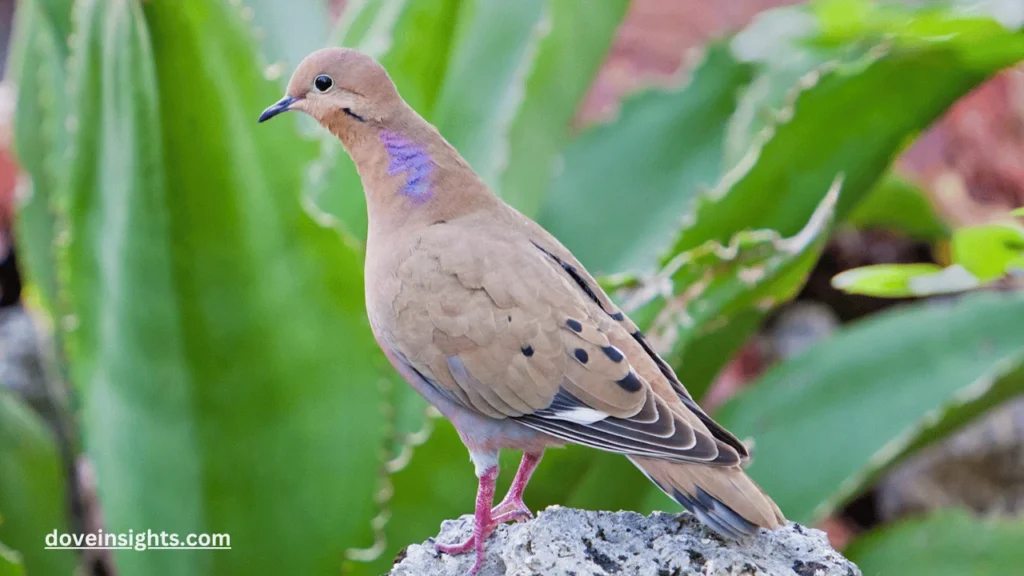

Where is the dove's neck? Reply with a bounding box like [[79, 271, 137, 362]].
[[329, 103, 499, 240]]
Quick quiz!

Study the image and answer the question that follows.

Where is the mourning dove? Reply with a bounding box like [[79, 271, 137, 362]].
[[259, 48, 785, 574]]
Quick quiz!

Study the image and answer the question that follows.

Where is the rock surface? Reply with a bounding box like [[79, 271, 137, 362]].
[[389, 506, 861, 576]]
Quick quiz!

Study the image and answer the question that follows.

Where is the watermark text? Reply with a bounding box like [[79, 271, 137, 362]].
[[45, 529, 231, 551]]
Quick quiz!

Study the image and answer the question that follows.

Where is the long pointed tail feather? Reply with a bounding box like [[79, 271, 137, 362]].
[[630, 456, 785, 539]]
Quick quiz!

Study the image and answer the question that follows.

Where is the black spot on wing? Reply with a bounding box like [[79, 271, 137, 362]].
[[611, 311, 625, 321], [615, 371, 643, 392], [601, 345, 624, 363], [565, 318, 583, 333], [521, 345, 534, 357], [574, 348, 589, 364], [631, 330, 686, 395]]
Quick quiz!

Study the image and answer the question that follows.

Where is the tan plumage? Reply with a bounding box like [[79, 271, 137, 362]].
[[260, 47, 785, 570]]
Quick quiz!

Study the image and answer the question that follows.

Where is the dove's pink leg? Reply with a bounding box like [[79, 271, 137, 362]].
[[491, 451, 542, 522], [435, 465, 498, 574]]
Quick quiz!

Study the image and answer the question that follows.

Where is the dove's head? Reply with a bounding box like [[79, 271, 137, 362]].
[[258, 48, 401, 127]]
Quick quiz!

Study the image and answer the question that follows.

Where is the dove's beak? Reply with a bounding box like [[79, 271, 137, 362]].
[[258, 95, 298, 123]]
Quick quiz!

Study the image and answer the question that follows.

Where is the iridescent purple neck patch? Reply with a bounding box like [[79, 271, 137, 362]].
[[381, 130, 433, 202]]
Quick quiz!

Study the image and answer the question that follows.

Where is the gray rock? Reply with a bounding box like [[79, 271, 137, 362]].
[[389, 506, 860, 576]]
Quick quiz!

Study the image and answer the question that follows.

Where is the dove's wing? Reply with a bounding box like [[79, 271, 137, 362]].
[[381, 218, 743, 466]]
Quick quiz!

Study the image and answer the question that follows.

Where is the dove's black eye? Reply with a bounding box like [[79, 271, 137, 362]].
[[313, 75, 333, 92]]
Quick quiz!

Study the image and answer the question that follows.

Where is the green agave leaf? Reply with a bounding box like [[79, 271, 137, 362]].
[[893, 363, 1024, 469], [668, 6, 1024, 261], [952, 223, 1024, 281], [0, 542, 24, 576], [846, 510, 1024, 575], [716, 291, 1024, 524], [245, 0, 329, 70], [729, 0, 1024, 161], [1012, 206, 1024, 217], [847, 175, 951, 241], [431, 0, 546, 188], [9, 0, 71, 313], [34, 0, 74, 47], [616, 2, 1024, 401], [64, 1, 397, 574], [539, 44, 756, 275], [0, 390, 75, 576], [627, 179, 841, 397], [307, 0, 462, 243], [815, 0, 1021, 47], [724, 4, 867, 166], [328, 0, 389, 48], [495, 0, 627, 216]]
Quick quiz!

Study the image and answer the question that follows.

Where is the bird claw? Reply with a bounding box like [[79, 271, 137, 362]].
[[435, 536, 486, 575], [434, 537, 476, 556], [491, 507, 532, 524], [490, 498, 533, 523]]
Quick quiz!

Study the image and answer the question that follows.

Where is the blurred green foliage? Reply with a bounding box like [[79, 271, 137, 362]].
[[3, 0, 1024, 575], [717, 291, 1024, 521], [0, 390, 74, 575], [848, 176, 950, 241], [834, 214, 1024, 297], [0, 542, 25, 576], [846, 510, 1024, 575]]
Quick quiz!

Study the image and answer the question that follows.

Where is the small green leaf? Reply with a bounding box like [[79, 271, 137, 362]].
[[846, 510, 1024, 576], [952, 223, 1024, 281], [0, 390, 75, 576], [717, 291, 1024, 523], [1011, 206, 1024, 216], [831, 263, 950, 297]]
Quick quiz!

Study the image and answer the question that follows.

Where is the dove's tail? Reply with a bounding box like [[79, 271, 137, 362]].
[[630, 456, 786, 539]]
